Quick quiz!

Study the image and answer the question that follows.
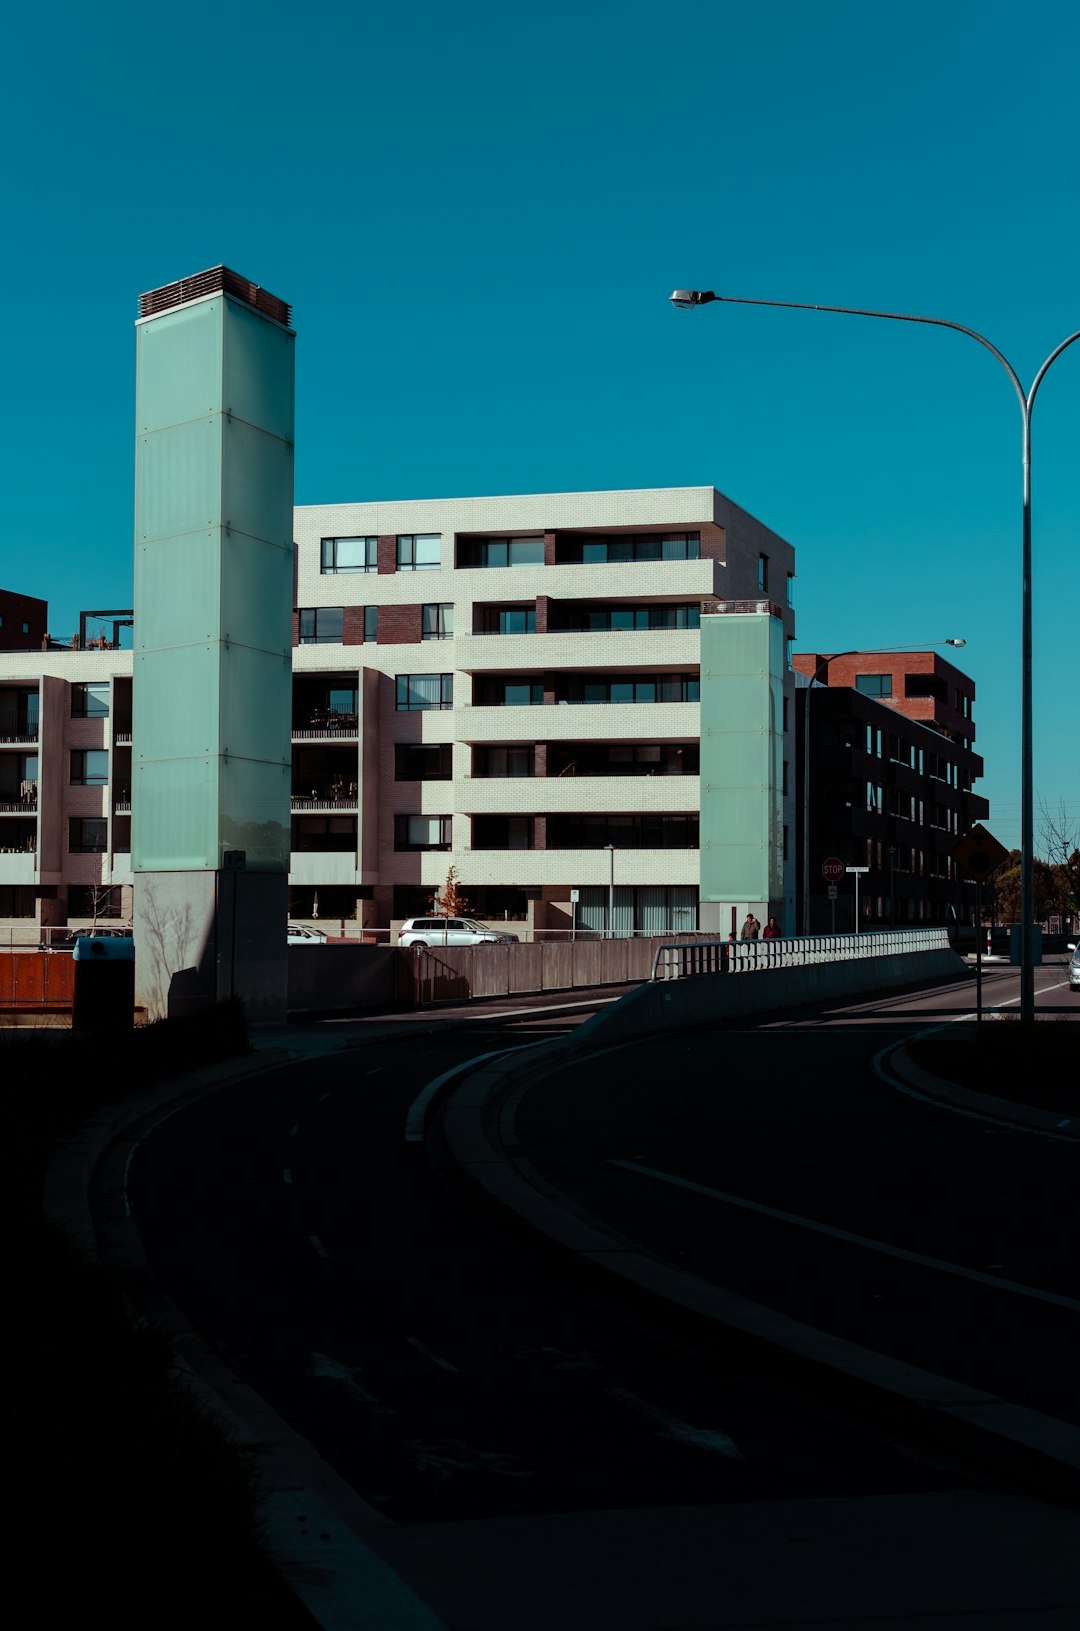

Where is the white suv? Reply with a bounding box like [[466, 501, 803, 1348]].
[[398, 916, 517, 947]]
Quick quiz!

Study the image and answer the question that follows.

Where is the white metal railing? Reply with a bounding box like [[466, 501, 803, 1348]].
[[650, 928, 952, 981]]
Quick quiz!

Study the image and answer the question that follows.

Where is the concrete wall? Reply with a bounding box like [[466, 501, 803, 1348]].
[[574, 947, 966, 1049]]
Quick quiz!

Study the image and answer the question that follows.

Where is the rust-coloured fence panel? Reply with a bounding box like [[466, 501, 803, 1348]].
[[0, 951, 76, 1010]]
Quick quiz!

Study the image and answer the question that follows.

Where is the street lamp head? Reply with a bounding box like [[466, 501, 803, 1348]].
[[669, 290, 717, 310], [945, 638, 967, 648]]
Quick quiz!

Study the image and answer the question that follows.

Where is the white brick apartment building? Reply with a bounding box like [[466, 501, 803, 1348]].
[[1, 485, 797, 940]]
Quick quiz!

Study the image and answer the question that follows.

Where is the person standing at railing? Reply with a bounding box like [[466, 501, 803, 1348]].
[[762, 917, 780, 939], [740, 913, 760, 941]]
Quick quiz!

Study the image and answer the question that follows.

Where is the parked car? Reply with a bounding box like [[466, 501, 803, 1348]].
[[1069, 942, 1079, 994], [287, 924, 328, 944], [397, 916, 519, 947]]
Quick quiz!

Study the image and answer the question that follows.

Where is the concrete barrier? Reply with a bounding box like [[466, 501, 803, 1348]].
[[574, 947, 967, 1049], [286, 944, 398, 1012]]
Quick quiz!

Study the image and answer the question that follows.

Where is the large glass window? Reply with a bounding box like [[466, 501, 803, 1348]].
[[299, 607, 344, 644], [363, 606, 378, 642], [461, 537, 545, 568], [397, 534, 441, 571], [394, 814, 452, 851], [395, 743, 453, 781], [292, 816, 356, 852], [422, 604, 454, 640], [472, 746, 534, 778], [395, 673, 453, 711], [475, 678, 544, 706], [70, 749, 109, 785], [581, 533, 700, 564], [472, 816, 534, 850], [580, 604, 699, 632], [758, 554, 769, 591], [481, 606, 535, 634], [856, 673, 892, 697], [547, 814, 699, 849], [321, 537, 377, 574], [69, 817, 107, 853], [71, 682, 110, 718], [564, 674, 699, 704]]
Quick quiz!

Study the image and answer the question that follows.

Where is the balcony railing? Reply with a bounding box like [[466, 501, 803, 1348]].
[[113, 790, 132, 813], [0, 794, 38, 814], [113, 715, 133, 744], [292, 710, 359, 740], [0, 714, 38, 744], [291, 787, 358, 810]]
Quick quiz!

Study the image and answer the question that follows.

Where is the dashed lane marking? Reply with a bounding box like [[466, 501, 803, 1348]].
[[607, 1159, 1080, 1312], [406, 1337, 460, 1373], [606, 1387, 742, 1459]]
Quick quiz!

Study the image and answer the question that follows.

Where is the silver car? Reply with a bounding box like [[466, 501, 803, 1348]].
[[1069, 942, 1079, 994], [398, 916, 518, 947]]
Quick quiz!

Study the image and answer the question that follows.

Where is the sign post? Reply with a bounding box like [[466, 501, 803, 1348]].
[[845, 866, 870, 934], [570, 887, 579, 942], [821, 858, 844, 934], [951, 824, 1009, 1028]]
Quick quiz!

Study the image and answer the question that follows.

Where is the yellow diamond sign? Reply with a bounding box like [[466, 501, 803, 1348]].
[[950, 823, 1010, 883]]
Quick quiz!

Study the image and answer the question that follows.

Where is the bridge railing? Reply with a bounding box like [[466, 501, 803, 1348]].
[[650, 928, 952, 982]]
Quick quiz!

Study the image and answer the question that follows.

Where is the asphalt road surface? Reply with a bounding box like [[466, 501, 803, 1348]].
[[110, 999, 1028, 1527]]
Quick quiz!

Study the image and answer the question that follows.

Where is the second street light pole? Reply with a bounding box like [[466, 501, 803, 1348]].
[[670, 289, 1078, 1021]]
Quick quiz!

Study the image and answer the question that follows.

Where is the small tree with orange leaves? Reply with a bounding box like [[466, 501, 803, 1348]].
[[430, 865, 470, 918]]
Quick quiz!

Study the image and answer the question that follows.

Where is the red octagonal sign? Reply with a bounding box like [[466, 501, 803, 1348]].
[[821, 857, 845, 883]]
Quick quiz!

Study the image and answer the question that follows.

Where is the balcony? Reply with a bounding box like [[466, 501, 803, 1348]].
[[291, 784, 358, 812], [0, 713, 38, 745], [291, 709, 359, 741], [113, 714, 133, 745], [113, 787, 132, 814], [0, 783, 37, 813]]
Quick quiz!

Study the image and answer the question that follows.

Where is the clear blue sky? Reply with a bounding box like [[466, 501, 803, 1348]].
[[2, 0, 1076, 853]]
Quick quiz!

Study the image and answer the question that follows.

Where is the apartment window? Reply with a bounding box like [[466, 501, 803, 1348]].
[[582, 533, 700, 564], [292, 816, 356, 853], [71, 682, 110, 718], [565, 674, 699, 704], [786, 573, 795, 607], [856, 673, 892, 697], [473, 746, 534, 778], [394, 814, 452, 851], [70, 749, 109, 786], [397, 534, 441, 571], [321, 536, 377, 574], [364, 606, 378, 642], [299, 607, 344, 644], [582, 604, 700, 632], [466, 537, 545, 568], [482, 606, 535, 634], [422, 604, 454, 640], [782, 760, 789, 796], [758, 554, 769, 592], [395, 673, 453, 711], [547, 814, 699, 849], [782, 696, 789, 732], [69, 817, 107, 853], [866, 783, 883, 814], [475, 678, 544, 706], [473, 816, 534, 850], [395, 743, 453, 781]]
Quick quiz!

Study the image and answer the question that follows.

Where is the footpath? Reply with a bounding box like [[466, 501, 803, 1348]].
[[44, 983, 1080, 1631]]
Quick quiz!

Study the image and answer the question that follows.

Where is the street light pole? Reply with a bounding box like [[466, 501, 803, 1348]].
[[799, 641, 965, 937], [670, 290, 1078, 1022], [605, 844, 617, 938]]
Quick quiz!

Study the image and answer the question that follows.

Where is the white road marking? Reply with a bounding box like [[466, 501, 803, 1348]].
[[606, 1387, 742, 1459], [406, 1337, 460, 1373], [408, 1439, 533, 1479], [307, 1351, 395, 1414], [608, 1159, 1080, 1312], [404, 1041, 550, 1142], [308, 1234, 331, 1258], [283, 1168, 294, 1185]]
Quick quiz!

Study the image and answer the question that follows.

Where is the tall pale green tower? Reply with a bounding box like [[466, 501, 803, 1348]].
[[698, 606, 787, 935], [132, 268, 295, 1020]]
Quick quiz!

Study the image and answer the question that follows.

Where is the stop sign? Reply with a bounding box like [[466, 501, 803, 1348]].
[[821, 857, 845, 883]]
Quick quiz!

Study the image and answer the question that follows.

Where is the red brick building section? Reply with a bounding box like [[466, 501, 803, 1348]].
[[0, 589, 48, 652], [793, 650, 976, 747]]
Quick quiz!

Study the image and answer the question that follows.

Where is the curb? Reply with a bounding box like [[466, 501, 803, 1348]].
[[876, 1040, 1077, 1140], [42, 1040, 453, 1631], [438, 1032, 1080, 1503]]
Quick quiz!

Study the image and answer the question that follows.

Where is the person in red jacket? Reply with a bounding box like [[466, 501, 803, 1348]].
[[762, 916, 781, 939]]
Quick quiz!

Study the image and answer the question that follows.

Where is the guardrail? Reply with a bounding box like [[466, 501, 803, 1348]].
[[651, 928, 952, 981]]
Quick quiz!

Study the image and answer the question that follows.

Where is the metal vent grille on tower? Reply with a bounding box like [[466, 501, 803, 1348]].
[[139, 266, 291, 327]]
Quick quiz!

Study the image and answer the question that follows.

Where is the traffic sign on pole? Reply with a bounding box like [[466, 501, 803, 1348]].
[[821, 857, 845, 883], [951, 823, 1009, 883]]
